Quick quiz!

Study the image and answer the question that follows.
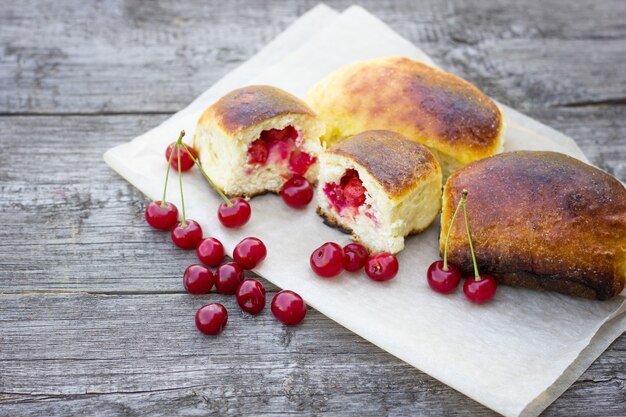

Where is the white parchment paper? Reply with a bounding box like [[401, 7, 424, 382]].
[[103, 5, 626, 417]]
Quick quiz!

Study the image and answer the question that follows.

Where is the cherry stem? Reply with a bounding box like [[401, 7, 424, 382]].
[[180, 141, 233, 207], [442, 194, 464, 271], [160, 131, 183, 208], [461, 189, 481, 280], [176, 135, 187, 228]]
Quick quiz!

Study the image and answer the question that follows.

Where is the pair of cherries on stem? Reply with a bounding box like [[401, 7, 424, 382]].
[[427, 189, 497, 303], [145, 130, 202, 249], [145, 131, 252, 249]]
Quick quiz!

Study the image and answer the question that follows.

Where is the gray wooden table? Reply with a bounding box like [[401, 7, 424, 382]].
[[1, 1, 625, 416]]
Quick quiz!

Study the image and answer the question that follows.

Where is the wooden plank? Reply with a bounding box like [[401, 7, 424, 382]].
[[1, 0, 625, 113], [0, 293, 623, 416], [525, 106, 626, 180], [0, 113, 282, 293], [0, 110, 624, 294], [440, 38, 626, 109]]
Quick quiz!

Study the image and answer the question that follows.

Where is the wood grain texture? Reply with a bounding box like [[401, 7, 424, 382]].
[[1, 0, 626, 113], [0, 0, 625, 416], [0, 293, 624, 417]]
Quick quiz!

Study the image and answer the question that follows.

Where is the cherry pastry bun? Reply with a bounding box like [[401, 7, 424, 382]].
[[193, 85, 325, 197], [442, 151, 626, 300], [317, 130, 442, 254], [306, 57, 504, 179]]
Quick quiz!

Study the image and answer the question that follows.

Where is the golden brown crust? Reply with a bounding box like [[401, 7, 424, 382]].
[[327, 130, 441, 198], [199, 85, 316, 135], [306, 57, 503, 163], [441, 151, 626, 300]]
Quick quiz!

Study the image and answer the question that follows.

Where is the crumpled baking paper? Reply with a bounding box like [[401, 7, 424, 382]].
[[103, 5, 626, 417]]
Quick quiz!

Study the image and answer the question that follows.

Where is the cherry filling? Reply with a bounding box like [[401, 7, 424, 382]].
[[323, 169, 369, 219], [289, 150, 315, 176], [246, 126, 316, 175], [247, 140, 269, 164]]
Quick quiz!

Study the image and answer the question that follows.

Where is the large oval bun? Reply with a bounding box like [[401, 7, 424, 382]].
[[442, 151, 626, 300], [306, 57, 504, 178]]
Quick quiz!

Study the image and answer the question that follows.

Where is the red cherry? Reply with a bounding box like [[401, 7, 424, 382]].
[[171, 220, 203, 250], [323, 182, 346, 210], [271, 290, 306, 325], [196, 237, 225, 267], [281, 176, 313, 208], [288, 150, 316, 175], [287, 126, 298, 140], [195, 303, 228, 335], [236, 279, 266, 315], [233, 237, 267, 270], [463, 275, 498, 304], [365, 253, 399, 281], [427, 260, 462, 294], [218, 197, 251, 228], [343, 243, 369, 272], [247, 139, 269, 165], [214, 262, 244, 295], [343, 177, 367, 207], [310, 242, 344, 278], [183, 264, 214, 294], [340, 169, 359, 185], [145, 201, 178, 230], [165, 142, 197, 171]]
